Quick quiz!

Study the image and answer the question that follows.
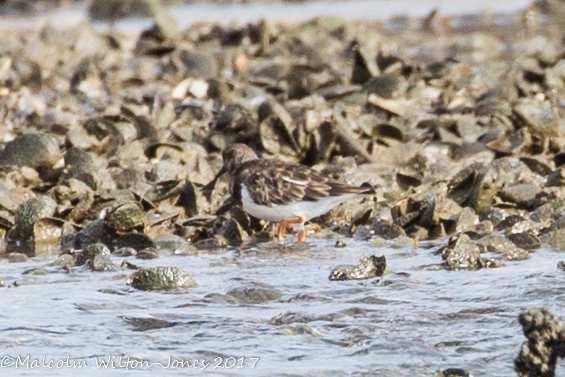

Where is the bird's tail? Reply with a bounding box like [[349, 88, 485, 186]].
[[328, 181, 376, 197]]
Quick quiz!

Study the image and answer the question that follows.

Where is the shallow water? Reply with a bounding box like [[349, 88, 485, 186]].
[[1, 236, 565, 376]]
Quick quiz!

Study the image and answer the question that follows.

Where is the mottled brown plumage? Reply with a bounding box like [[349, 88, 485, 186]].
[[222, 144, 374, 206], [221, 143, 375, 241]]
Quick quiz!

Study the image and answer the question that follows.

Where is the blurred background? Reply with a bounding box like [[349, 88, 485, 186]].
[[0, 0, 536, 31]]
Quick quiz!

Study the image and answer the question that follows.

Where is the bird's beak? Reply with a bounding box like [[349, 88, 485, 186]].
[[201, 165, 227, 201]]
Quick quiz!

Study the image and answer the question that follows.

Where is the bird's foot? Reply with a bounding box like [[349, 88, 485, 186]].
[[277, 216, 306, 242]]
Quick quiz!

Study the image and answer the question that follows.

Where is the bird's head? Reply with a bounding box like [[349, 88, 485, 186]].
[[221, 143, 259, 175]]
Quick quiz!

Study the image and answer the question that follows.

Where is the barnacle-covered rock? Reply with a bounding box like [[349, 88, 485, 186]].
[[77, 242, 110, 266], [329, 255, 386, 280], [127, 267, 196, 291], [515, 308, 565, 377], [105, 201, 147, 232], [441, 233, 500, 270], [92, 254, 120, 272], [10, 196, 57, 241]]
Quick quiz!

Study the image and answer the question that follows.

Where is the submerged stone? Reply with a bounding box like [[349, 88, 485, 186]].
[[442, 234, 483, 270], [127, 267, 196, 291]]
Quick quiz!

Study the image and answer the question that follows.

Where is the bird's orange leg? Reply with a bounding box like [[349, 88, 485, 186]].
[[277, 216, 307, 242]]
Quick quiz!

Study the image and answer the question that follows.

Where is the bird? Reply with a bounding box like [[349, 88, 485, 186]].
[[218, 143, 376, 242]]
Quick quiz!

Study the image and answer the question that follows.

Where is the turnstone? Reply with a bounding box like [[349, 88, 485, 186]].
[[220, 144, 375, 242]]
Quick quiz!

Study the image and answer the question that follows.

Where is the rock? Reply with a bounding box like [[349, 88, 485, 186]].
[[136, 248, 160, 260], [540, 229, 565, 251], [500, 184, 541, 205], [514, 99, 561, 137], [122, 316, 179, 331], [54, 254, 75, 268], [113, 247, 137, 256], [353, 225, 372, 241], [494, 215, 527, 231], [181, 51, 219, 80], [127, 267, 196, 291], [74, 220, 105, 250], [329, 255, 386, 280], [22, 268, 49, 275], [214, 217, 247, 246], [77, 242, 110, 266], [0, 182, 23, 212], [350, 46, 374, 85], [59, 147, 99, 190], [11, 196, 57, 240], [392, 236, 417, 249], [33, 218, 62, 255], [436, 369, 472, 377], [546, 169, 565, 187], [371, 221, 406, 239], [115, 233, 156, 251], [515, 308, 565, 377], [469, 158, 542, 212], [0, 133, 60, 171], [476, 233, 529, 261], [335, 239, 346, 247], [507, 233, 541, 251], [441, 234, 482, 270], [193, 236, 228, 251], [454, 207, 477, 233], [7, 253, 29, 263], [121, 261, 139, 270], [105, 201, 147, 232], [369, 237, 386, 247], [363, 74, 404, 98], [225, 285, 281, 304], [92, 254, 120, 272]]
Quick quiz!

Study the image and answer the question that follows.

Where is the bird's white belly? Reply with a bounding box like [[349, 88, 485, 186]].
[[240, 185, 358, 221]]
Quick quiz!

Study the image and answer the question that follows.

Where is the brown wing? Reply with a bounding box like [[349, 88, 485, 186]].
[[243, 161, 372, 207]]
